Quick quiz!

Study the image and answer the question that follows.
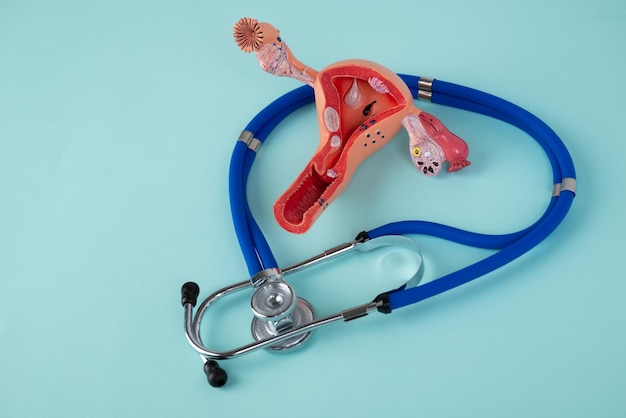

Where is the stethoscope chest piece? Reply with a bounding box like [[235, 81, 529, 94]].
[[249, 268, 316, 351], [251, 298, 315, 351]]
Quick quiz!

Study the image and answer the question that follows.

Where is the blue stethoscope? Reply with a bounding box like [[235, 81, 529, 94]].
[[180, 75, 576, 387]]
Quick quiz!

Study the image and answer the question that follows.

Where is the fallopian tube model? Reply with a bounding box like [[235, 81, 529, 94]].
[[234, 17, 471, 234]]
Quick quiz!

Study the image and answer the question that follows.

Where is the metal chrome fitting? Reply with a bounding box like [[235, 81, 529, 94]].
[[249, 267, 283, 289], [237, 129, 261, 152], [552, 177, 577, 197], [417, 76, 434, 101]]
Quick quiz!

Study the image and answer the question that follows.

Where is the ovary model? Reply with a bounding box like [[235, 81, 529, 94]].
[[234, 17, 471, 234]]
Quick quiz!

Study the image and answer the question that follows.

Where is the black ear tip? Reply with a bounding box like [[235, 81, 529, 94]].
[[181, 282, 200, 307], [204, 360, 228, 388]]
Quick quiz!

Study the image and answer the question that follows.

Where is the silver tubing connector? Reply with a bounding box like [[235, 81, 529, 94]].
[[417, 77, 435, 101], [552, 177, 577, 197], [341, 301, 380, 321], [238, 129, 253, 143], [250, 267, 283, 289], [237, 130, 262, 152]]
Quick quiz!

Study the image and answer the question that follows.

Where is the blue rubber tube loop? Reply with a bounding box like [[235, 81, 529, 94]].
[[432, 79, 576, 180], [243, 96, 314, 269], [242, 148, 278, 269], [229, 87, 315, 274], [399, 75, 563, 181], [431, 92, 561, 179], [233, 91, 316, 273], [374, 75, 563, 250], [228, 74, 575, 311], [376, 79, 576, 310], [229, 141, 262, 275], [386, 193, 574, 309], [366, 198, 557, 250]]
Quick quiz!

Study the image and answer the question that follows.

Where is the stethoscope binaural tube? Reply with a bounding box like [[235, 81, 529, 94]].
[[229, 86, 314, 275]]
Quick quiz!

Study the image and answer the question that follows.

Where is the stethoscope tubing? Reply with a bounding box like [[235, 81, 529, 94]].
[[432, 78, 575, 181], [380, 76, 575, 310], [229, 89, 314, 275], [227, 76, 575, 311], [381, 193, 573, 309]]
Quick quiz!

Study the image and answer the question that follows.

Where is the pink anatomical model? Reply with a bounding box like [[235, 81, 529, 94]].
[[233, 17, 471, 234]]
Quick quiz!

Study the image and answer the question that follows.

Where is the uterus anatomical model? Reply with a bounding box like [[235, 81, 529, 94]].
[[234, 17, 471, 234]]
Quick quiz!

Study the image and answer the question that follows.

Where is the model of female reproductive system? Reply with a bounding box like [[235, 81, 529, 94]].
[[233, 17, 471, 234]]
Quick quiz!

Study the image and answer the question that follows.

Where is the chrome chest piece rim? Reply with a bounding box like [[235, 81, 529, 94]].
[[251, 297, 315, 351]]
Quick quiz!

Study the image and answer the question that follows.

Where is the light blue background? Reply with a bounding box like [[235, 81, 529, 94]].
[[1, 0, 625, 417]]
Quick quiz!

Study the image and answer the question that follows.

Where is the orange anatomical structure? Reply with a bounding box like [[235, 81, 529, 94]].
[[233, 17, 471, 234]]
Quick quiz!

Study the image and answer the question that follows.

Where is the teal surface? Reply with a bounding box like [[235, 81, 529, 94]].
[[1, 0, 625, 416]]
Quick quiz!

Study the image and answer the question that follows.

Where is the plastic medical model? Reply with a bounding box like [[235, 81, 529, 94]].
[[234, 17, 470, 233]]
